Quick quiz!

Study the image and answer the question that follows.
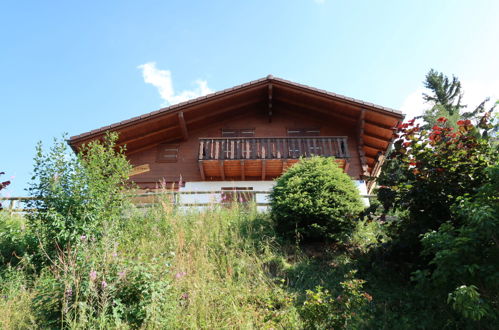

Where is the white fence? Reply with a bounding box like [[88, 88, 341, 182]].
[[0, 191, 376, 214]]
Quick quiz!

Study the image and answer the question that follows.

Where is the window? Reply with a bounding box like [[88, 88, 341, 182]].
[[156, 144, 179, 163], [221, 128, 255, 137], [287, 128, 320, 136], [221, 187, 254, 204]]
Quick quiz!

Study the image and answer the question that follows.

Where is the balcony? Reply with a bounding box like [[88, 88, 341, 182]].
[[198, 136, 350, 180]]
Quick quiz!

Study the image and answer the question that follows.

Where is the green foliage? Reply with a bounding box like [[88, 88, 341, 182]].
[[300, 270, 372, 329], [447, 285, 489, 321], [0, 213, 30, 266], [377, 116, 497, 267], [26, 132, 132, 260], [270, 156, 364, 243], [0, 171, 11, 210], [417, 165, 499, 322], [31, 238, 174, 328], [422, 69, 464, 126]]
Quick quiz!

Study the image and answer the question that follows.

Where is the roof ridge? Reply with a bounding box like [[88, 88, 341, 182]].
[[70, 75, 403, 142]]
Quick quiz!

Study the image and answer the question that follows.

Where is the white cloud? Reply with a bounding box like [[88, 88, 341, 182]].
[[138, 62, 213, 106], [400, 80, 499, 121]]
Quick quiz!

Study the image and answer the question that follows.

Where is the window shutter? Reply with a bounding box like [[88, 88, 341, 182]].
[[156, 144, 179, 163], [222, 129, 255, 137], [287, 128, 320, 136]]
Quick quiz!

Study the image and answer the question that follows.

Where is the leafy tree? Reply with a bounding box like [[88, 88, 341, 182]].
[[26, 132, 132, 259], [270, 157, 363, 243]]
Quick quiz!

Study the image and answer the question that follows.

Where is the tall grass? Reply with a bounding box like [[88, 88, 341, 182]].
[[0, 202, 302, 329]]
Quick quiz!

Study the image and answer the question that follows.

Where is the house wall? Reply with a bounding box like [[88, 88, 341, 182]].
[[127, 106, 361, 188], [177, 180, 369, 212]]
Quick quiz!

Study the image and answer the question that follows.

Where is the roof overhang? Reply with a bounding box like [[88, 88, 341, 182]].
[[68, 75, 404, 174]]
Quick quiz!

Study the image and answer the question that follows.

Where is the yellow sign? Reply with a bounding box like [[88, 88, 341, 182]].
[[130, 164, 150, 177]]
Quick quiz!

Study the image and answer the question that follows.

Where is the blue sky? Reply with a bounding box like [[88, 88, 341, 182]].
[[1, 0, 498, 196]]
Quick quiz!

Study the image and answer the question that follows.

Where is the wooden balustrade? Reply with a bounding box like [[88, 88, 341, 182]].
[[198, 136, 349, 161]]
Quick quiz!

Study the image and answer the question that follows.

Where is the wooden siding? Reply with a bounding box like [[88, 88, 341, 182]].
[[127, 105, 362, 188]]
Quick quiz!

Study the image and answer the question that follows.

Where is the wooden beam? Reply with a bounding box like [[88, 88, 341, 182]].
[[277, 96, 397, 130], [220, 160, 225, 180], [276, 105, 354, 129], [178, 112, 188, 141], [198, 161, 206, 180], [344, 160, 350, 173], [274, 83, 404, 120], [364, 131, 393, 142], [261, 159, 266, 180], [276, 97, 357, 123], [268, 83, 273, 122], [357, 109, 370, 178], [186, 99, 262, 125], [364, 140, 388, 150], [119, 125, 178, 147], [241, 160, 245, 180]]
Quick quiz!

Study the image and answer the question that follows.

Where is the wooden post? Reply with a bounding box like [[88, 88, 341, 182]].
[[178, 112, 189, 141], [199, 161, 206, 180], [268, 83, 273, 122], [357, 109, 369, 177], [220, 160, 225, 180], [241, 160, 245, 180]]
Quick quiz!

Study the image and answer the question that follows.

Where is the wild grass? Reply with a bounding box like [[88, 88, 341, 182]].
[[0, 202, 304, 329], [0, 201, 460, 329]]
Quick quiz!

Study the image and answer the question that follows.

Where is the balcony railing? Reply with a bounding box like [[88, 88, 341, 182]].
[[198, 136, 349, 161]]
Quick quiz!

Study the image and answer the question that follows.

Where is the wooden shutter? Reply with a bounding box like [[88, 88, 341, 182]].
[[287, 128, 320, 136], [156, 144, 179, 163], [222, 129, 255, 137]]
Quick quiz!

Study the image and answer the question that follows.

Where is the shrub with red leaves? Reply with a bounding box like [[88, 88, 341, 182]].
[[376, 114, 497, 268]]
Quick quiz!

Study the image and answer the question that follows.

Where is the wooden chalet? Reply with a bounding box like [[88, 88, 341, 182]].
[[68, 75, 404, 200]]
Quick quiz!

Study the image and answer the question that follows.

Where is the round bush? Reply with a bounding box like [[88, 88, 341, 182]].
[[270, 157, 364, 242]]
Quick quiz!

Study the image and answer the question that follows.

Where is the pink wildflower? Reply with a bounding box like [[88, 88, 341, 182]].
[[175, 271, 187, 279], [89, 270, 97, 281]]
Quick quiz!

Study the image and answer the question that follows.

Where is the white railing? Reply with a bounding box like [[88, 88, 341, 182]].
[[0, 191, 376, 214]]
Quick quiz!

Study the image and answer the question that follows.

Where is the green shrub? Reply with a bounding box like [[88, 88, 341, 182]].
[[0, 213, 30, 266], [416, 165, 499, 323], [270, 157, 364, 243], [300, 270, 372, 329]]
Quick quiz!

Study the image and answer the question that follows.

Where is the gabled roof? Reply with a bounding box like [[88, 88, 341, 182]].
[[68, 75, 404, 172]]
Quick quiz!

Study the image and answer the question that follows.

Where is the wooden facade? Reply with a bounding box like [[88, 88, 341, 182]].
[[68, 76, 404, 192]]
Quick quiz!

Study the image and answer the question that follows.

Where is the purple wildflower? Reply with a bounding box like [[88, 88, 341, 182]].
[[80, 235, 87, 242], [101, 281, 107, 289], [65, 287, 73, 299], [175, 271, 187, 279], [89, 270, 97, 281], [118, 271, 126, 280]]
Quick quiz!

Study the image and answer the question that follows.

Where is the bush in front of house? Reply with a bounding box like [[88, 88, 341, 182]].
[[270, 157, 364, 243]]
